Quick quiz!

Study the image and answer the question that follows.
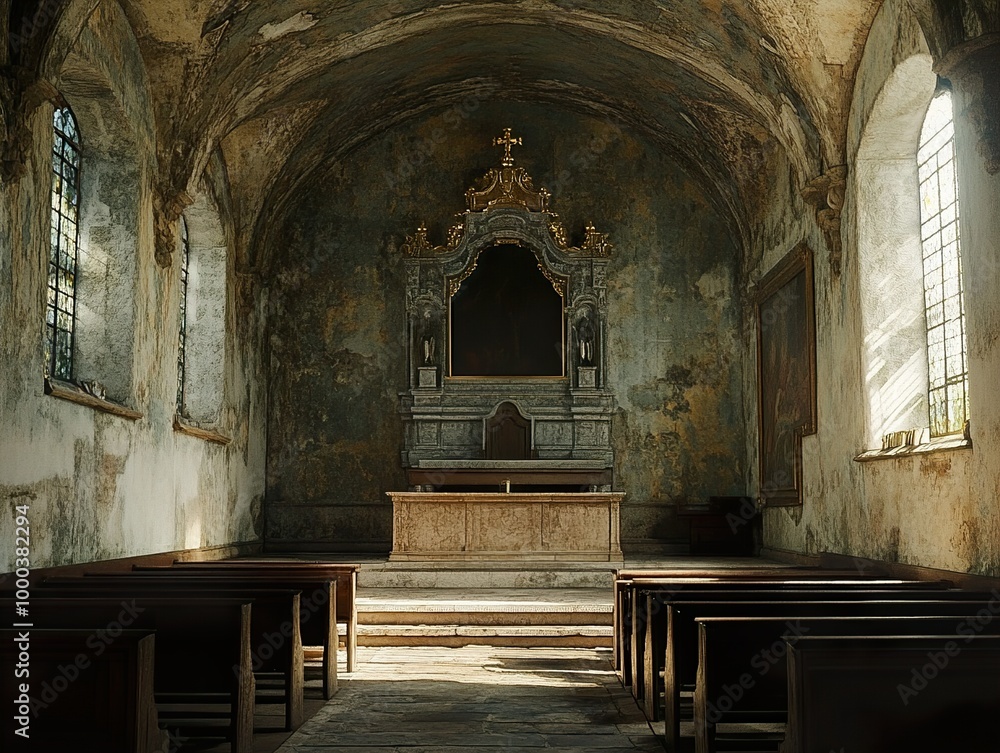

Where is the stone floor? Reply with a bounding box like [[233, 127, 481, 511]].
[[171, 555, 791, 752], [274, 645, 665, 752]]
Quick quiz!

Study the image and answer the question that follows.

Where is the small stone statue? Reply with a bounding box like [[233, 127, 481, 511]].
[[576, 312, 596, 366], [419, 309, 437, 366], [422, 334, 436, 366]]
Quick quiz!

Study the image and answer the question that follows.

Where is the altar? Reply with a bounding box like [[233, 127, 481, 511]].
[[390, 131, 622, 564], [387, 491, 624, 562]]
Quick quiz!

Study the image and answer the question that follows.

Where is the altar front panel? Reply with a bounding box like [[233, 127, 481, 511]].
[[387, 492, 624, 562]]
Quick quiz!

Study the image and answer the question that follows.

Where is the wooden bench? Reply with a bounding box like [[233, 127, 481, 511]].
[[623, 576, 952, 689], [781, 635, 1000, 753], [613, 569, 887, 679], [129, 567, 341, 696], [628, 579, 953, 712], [612, 567, 830, 672], [166, 559, 359, 672], [1, 628, 162, 753], [1, 595, 255, 752], [39, 578, 304, 733], [695, 613, 1000, 753], [660, 595, 1000, 751]]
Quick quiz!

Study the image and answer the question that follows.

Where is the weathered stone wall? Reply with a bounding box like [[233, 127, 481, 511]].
[[265, 103, 748, 552], [756, 0, 1000, 577], [0, 3, 265, 572]]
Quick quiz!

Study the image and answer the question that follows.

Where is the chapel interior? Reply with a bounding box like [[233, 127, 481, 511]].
[[2, 0, 1000, 751]]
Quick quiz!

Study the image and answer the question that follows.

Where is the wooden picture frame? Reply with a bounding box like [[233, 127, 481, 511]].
[[755, 243, 817, 507]]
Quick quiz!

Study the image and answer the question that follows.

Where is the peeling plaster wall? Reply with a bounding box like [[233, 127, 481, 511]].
[[265, 103, 747, 552], [756, 0, 1000, 577], [0, 4, 266, 572]]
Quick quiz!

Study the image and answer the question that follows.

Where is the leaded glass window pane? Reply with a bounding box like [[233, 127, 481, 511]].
[[918, 89, 969, 437], [177, 217, 190, 413], [45, 106, 81, 381]]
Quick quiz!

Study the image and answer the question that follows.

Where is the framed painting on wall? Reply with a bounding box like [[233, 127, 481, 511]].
[[755, 243, 817, 507]]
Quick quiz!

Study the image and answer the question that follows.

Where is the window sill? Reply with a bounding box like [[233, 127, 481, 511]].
[[45, 377, 143, 420], [173, 416, 231, 446], [854, 433, 972, 462]]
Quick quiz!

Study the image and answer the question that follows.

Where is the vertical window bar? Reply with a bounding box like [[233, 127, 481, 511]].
[[46, 106, 81, 381], [917, 88, 969, 437], [177, 217, 190, 414]]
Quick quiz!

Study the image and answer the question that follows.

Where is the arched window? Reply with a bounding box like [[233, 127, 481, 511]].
[[856, 61, 974, 455], [917, 88, 969, 437], [174, 194, 227, 429], [177, 217, 191, 413], [45, 106, 81, 380]]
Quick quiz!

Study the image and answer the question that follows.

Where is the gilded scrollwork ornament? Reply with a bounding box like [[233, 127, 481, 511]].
[[402, 218, 465, 258], [548, 220, 570, 250], [580, 223, 613, 257], [401, 223, 434, 257], [402, 128, 613, 265]]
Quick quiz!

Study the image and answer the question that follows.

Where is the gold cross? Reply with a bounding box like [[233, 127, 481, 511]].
[[494, 127, 522, 167]]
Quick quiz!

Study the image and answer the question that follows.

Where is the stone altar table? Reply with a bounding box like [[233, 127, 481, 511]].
[[387, 491, 624, 562], [405, 459, 613, 490]]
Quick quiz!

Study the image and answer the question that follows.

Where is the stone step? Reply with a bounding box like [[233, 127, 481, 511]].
[[361, 610, 611, 626], [353, 587, 613, 647], [357, 587, 612, 626], [358, 565, 616, 589], [356, 623, 612, 648]]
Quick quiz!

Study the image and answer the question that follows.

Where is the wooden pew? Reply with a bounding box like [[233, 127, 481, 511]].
[[615, 571, 925, 686], [612, 567, 832, 675], [1, 628, 161, 753], [0, 596, 255, 753], [624, 577, 952, 690], [661, 596, 1000, 751], [39, 578, 303, 733], [629, 579, 953, 712], [128, 567, 341, 697], [781, 635, 1000, 753], [695, 613, 1000, 753], [165, 560, 360, 673]]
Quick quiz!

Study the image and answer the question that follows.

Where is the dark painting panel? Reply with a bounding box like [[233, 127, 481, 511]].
[[450, 244, 564, 376], [756, 244, 816, 507]]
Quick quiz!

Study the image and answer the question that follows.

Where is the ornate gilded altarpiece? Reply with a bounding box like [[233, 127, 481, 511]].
[[398, 129, 617, 490]]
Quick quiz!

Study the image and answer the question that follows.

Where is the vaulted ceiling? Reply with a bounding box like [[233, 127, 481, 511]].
[[66, 1, 885, 257]]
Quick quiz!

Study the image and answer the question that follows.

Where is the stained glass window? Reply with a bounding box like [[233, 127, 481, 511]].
[[917, 88, 969, 436], [45, 106, 81, 381]]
